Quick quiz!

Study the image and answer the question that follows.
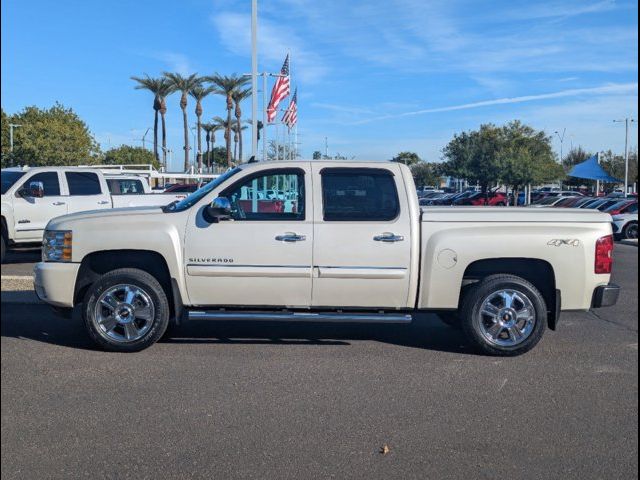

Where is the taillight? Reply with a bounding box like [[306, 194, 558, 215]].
[[595, 235, 614, 274]]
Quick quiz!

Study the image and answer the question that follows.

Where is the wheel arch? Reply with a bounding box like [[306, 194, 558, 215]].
[[461, 258, 559, 330], [74, 249, 182, 322]]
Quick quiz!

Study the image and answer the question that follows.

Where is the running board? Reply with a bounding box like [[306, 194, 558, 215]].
[[187, 311, 413, 324]]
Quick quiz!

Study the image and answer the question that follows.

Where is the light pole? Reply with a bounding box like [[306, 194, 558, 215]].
[[8, 124, 22, 153], [554, 128, 566, 162], [250, 0, 258, 160], [613, 118, 636, 197], [141, 127, 151, 150]]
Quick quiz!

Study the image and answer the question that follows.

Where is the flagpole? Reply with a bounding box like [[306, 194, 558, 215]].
[[250, 0, 259, 160], [262, 72, 268, 161]]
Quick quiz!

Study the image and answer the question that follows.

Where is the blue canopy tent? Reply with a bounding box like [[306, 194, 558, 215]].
[[568, 155, 621, 183]]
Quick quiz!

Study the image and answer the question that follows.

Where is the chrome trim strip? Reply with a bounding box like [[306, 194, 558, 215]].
[[316, 266, 407, 279], [188, 311, 413, 323], [187, 264, 311, 278]]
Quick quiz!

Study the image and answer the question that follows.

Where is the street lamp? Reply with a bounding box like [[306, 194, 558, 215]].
[[8, 124, 22, 153], [554, 128, 566, 162], [613, 118, 637, 197]]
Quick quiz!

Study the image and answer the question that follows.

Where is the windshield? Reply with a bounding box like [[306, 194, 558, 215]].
[[1, 171, 26, 195], [163, 167, 241, 213]]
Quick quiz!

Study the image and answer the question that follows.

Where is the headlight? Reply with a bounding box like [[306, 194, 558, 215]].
[[43, 230, 73, 262]]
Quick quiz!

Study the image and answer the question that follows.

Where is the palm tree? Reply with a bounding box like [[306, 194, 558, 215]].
[[205, 74, 249, 167], [189, 85, 214, 172], [232, 121, 248, 163], [157, 81, 175, 170], [212, 116, 236, 166], [163, 72, 201, 171], [231, 88, 251, 162], [201, 123, 223, 171], [130, 75, 173, 164]]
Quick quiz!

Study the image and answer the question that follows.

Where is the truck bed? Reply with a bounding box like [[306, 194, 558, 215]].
[[420, 206, 611, 223]]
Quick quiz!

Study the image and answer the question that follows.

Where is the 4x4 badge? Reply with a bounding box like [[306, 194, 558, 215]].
[[548, 239, 580, 247]]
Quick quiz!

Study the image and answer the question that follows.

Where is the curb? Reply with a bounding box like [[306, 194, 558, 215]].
[[1, 275, 42, 304]]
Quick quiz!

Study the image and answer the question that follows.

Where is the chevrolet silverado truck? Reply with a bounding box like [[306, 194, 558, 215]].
[[33, 161, 620, 355], [1, 166, 186, 262]]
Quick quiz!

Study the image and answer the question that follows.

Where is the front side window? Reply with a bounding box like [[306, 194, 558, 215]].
[[222, 169, 305, 221], [65, 172, 101, 195], [321, 168, 399, 221], [1, 171, 26, 194], [22, 172, 60, 196]]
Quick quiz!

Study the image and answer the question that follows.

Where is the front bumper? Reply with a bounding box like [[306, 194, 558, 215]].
[[33, 262, 81, 308], [591, 283, 621, 308]]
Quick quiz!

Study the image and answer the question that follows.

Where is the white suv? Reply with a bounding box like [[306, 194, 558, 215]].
[[612, 203, 638, 239]]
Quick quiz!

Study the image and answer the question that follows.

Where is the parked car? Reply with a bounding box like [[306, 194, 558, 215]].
[[554, 197, 595, 208], [603, 200, 638, 216], [583, 199, 623, 211], [531, 196, 567, 207], [454, 191, 507, 206], [1, 167, 186, 262], [612, 211, 638, 240], [33, 160, 618, 356], [163, 183, 200, 194]]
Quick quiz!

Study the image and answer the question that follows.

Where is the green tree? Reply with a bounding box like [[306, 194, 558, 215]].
[[163, 72, 201, 171], [410, 161, 441, 188], [188, 84, 215, 172], [2, 103, 100, 168], [391, 151, 421, 165], [201, 123, 224, 171], [599, 149, 638, 187], [1, 108, 10, 164], [205, 74, 249, 167], [441, 124, 503, 195], [499, 121, 563, 204], [103, 145, 159, 169], [130, 75, 174, 165], [267, 139, 298, 161], [312, 150, 322, 160]]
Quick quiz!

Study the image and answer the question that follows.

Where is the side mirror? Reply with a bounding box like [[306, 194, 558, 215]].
[[203, 196, 232, 223], [20, 181, 44, 198]]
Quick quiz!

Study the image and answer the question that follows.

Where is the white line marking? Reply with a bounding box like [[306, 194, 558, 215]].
[[1, 275, 32, 281]]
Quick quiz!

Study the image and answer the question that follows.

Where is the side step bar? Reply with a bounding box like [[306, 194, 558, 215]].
[[187, 311, 413, 324]]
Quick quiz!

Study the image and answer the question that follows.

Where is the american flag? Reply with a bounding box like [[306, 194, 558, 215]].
[[266, 55, 290, 123], [282, 88, 298, 129]]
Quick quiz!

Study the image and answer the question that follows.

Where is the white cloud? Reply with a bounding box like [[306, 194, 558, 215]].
[[352, 83, 639, 124], [210, 11, 328, 83]]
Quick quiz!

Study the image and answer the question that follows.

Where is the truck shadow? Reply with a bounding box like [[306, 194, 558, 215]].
[[2, 248, 41, 265], [1, 304, 474, 355]]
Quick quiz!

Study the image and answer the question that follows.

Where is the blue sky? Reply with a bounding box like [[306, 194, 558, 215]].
[[1, 0, 638, 170]]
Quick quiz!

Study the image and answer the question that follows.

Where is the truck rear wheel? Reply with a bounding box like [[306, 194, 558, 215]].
[[460, 274, 546, 356], [82, 268, 169, 352]]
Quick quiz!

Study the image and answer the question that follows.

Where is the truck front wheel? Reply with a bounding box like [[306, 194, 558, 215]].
[[82, 268, 170, 352], [460, 274, 547, 356]]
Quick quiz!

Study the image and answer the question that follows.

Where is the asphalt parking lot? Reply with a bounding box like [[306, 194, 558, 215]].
[[1, 245, 638, 479]]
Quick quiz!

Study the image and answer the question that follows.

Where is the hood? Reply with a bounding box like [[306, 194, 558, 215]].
[[47, 206, 163, 230]]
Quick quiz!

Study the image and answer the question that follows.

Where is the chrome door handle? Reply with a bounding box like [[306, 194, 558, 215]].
[[98, 200, 110, 205], [374, 232, 404, 242], [52, 202, 66, 206], [275, 232, 306, 242]]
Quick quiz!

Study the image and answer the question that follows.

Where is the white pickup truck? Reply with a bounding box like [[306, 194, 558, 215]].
[[33, 161, 620, 355], [1, 166, 186, 261]]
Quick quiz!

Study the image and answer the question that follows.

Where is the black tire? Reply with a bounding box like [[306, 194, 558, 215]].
[[83, 268, 170, 352], [460, 274, 547, 356], [437, 311, 461, 329], [623, 221, 638, 240]]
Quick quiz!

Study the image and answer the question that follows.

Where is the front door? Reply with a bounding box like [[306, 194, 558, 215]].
[[12, 171, 68, 242], [184, 165, 313, 307], [311, 164, 413, 309]]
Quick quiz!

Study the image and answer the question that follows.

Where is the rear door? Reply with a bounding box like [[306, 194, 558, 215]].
[[311, 165, 413, 308], [12, 171, 68, 241], [64, 171, 112, 213]]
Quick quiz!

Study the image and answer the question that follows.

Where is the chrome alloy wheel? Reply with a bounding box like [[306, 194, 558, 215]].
[[475, 289, 536, 347], [93, 284, 155, 343]]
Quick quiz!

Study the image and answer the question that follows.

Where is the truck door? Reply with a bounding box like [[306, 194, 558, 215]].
[[63, 172, 112, 213], [311, 165, 413, 309], [184, 165, 313, 307], [12, 171, 68, 242]]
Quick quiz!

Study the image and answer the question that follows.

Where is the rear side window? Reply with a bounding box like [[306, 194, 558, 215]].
[[22, 172, 61, 196], [321, 168, 399, 221], [65, 172, 102, 195], [107, 179, 144, 195]]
